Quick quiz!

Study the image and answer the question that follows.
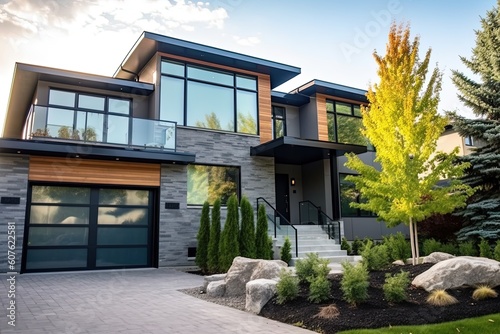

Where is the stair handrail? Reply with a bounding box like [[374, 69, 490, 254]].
[[256, 197, 298, 258], [299, 200, 341, 244]]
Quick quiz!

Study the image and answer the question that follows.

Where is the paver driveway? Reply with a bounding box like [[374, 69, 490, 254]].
[[1, 268, 313, 333]]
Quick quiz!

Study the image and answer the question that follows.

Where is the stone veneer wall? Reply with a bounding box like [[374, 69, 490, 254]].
[[0, 154, 29, 273], [158, 128, 275, 267]]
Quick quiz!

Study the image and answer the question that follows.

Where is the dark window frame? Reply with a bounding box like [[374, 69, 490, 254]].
[[464, 135, 474, 146], [272, 105, 286, 139], [326, 99, 372, 148]]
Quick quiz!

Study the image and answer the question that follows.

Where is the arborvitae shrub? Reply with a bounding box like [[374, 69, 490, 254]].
[[281, 236, 292, 265], [383, 232, 411, 261], [239, 196, 256, 258], [295, 253, 325, 283], [207, 198, 221, 273], [479, 238, 492, 258], [440, 242, 458, 255], [383, 270, 410, 303], [219, 195, 240, 272], [276, 269, 299, 304], [494, 240, 500, 261], [195, 201, 210, 273], [341, 237, 351, 254], [361, 240, 389, 271], [422, 238, 442, 255], [458, 240, 477, 257], [308, 275, 331, 303], [255, 204, 269, 259], [351, 238, 363, 255], [340, 261, 369, 305], [268, 236, 274, 260]]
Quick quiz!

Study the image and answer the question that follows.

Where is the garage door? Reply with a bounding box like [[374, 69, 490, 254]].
[[23, 185, 155, 272]]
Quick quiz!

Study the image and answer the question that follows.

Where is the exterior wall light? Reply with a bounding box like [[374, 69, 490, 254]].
[[290, 178, 296, 186]]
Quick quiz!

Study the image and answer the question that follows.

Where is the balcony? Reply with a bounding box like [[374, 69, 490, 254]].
[[24, 105, 176, 151]]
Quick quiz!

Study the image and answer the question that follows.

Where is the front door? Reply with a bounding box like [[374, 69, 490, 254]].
[[275, 174, 290, 223]]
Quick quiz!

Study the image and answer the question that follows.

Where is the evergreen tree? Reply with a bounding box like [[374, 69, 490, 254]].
[[255, 204, 270, 259], [345, 23, 473, 265], [219, 195, 240, 272], [280, 236, 292, 265], [195, 201, 210, 273], [448, 2, 500, 241], [207, 198, 221, 273], [239, 196, 256, 258]]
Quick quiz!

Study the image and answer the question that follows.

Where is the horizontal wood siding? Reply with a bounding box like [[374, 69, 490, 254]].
[[258, 74, 272, 143], [316, 94, 328, 141], [29, 157, 160, 186]]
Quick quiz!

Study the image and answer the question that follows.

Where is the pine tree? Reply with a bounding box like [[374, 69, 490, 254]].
[[345, 23, 473, 265], [448, 2, 500, 241], [219, 195, 240, 272], [239, 196, 256, 258], [207, 198, 221, 273], [195, 201, 210, 273], [255, 204, 270, 259]]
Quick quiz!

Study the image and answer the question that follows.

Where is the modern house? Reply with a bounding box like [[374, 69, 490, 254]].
[[0, 31, 407, 273]]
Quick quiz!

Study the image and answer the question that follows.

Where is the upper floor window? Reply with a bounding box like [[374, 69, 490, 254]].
[[464, 135, 474, 146], [326, 100, 369, 147], [272, 106, 286, 139], [160, 60, 258, 135]]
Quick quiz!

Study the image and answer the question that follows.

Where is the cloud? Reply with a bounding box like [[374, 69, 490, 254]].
[[233, 35, 261, 47]]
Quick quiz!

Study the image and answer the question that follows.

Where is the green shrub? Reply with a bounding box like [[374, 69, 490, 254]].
[[383, 270, 410, 303], [239, 196, 256, 258], [207, 198, 221, 273], [281, 236, 292, 265], [219, 195, 240, 272], [341, 237, 351, 254], [268, 236, 274, 260], [494, 240, 500, 261], [458, 240, 477, 257], [255, 204, 270, 259], [195, 201, 210, 273], [361, 240, 389, 271], [340, 261, 369, 305], [422, 238, 442, 255], [276, 269, 299, 304], [383, 232, 411, 262], [295, 253, 329, 284], [351, 238, 363, 255], [479, 238, 492, 259], [440, 242, 458, 255], [308, 275, 331, 303]]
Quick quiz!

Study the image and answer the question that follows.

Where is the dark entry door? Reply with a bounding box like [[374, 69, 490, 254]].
[[275, 174, 290, 223]]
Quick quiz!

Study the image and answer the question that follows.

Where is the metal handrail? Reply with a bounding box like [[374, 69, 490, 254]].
[[256, 197, 298, 258], [299, 200, 341, 244]]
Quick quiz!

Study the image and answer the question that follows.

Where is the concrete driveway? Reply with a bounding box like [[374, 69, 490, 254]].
[[1, 268, 313, 333]]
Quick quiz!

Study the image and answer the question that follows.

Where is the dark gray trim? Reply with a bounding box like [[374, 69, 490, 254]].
[[291, 79, 368, 103], [271, 91, 310, 106], [0, 139, 195, 164]]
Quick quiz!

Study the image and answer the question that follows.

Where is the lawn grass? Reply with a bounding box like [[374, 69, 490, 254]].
[[338, 313, 500, 334]]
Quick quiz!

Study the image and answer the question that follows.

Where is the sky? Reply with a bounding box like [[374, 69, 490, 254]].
[[0, 0, 497, 137]]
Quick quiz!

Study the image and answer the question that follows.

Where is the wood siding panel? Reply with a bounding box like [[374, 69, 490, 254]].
[[29, 157, 160, 186], [316, 94, 328, 141], [258, 75, 272, 143]]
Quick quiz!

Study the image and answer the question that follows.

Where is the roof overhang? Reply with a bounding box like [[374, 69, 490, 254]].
[[0, 139, 195, 164], [3, 63, 154, 138], [292, 79, 368, 103], [271, 91, 310, 107], [250, 136, 368, 165], [114, 31, 301, 89]]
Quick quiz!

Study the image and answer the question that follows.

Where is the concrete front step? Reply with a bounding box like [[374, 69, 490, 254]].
[[292, 245, 342, 252], [289, 255, 361, 266]]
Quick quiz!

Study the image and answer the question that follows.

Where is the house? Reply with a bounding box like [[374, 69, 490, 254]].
[[0, 32, 407, 273]]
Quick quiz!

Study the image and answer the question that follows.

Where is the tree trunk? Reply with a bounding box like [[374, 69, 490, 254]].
[[414, 221, 420, 262], [409, 217, 416, 265]]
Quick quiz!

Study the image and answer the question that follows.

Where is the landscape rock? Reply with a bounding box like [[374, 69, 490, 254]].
[[412, 256, 500, 292], [393, 260, 405, 266], [206, 280, 226, 297], [224, 257, 287, 296], [202, 274, 226, 292], [422, 252, 455, 264], [245, 279, 277, 314]]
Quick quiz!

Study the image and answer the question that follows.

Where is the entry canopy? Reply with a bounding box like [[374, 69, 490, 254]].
[[250, 136, 368, 165]]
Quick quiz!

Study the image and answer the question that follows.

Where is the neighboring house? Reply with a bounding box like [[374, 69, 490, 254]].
[[0, 32, 406, 273], [436, 124, 481, 156]]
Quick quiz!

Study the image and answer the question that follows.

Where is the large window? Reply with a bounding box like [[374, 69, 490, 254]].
[[327, 100, 369, 147], [272, 106, 286, 139], [160, 60, 258, 135], [339, 174, 373, 217], [187, 164, 240, 205]]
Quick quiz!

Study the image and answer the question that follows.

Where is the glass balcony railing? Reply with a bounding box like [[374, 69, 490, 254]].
[[25, 105, 176, 151]]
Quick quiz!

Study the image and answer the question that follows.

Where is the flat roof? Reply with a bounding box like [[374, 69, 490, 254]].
[[291, 79, 368, 103], [3, 63, 154, 138], [271, 91, 310, 107], [114, 31, 301, 89]]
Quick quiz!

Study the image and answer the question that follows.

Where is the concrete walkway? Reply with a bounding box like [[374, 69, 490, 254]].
[[1, 268, 314, 333]]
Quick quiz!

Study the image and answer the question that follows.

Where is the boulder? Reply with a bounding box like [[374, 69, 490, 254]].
[[412, 256, 500, 292], [224, 257, 287, 296], [245, 279, 277, 314], [423, 252, 455, 264], [392, 260, 405, 266], [206, 280, 226, 297], [202, 274, 226, 292]]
